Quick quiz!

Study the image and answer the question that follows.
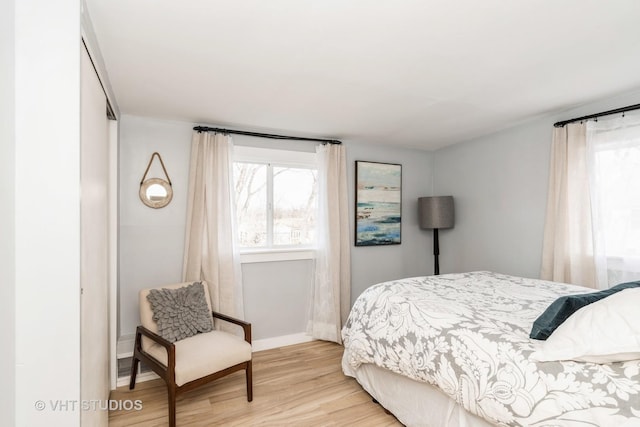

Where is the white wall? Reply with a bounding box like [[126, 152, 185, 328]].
[[347, 142, 434, 300], [433, 119, 551, 278], [242, 260, 313, 339], [118, 116, 192, 336], [434, 89, 640, 279], [0, 0, 16, 424], [14, 0, 82, 426], [118, 115, 434, 340]]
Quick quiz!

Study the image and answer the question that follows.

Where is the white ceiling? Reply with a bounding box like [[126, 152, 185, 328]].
[[86, 0, 640, 150]]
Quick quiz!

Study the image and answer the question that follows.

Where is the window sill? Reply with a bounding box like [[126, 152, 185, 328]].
[[240, 248, 315, 264], [606, 256, 640, 273]]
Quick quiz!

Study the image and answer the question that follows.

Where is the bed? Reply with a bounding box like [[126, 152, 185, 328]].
[[341, 271, 640, 427]]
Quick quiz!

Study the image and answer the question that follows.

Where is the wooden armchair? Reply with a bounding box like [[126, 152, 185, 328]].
[[129, 281, 252, 427]]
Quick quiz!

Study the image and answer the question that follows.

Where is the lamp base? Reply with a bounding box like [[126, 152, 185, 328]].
[[433, 228, 440, 275]]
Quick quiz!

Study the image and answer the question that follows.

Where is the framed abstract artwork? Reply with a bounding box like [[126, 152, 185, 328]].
[[355, 161, 402, 246]]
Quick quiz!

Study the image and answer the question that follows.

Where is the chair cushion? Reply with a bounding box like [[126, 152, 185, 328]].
[[146, 282, 213, 343], [146, 330, 252, 387]]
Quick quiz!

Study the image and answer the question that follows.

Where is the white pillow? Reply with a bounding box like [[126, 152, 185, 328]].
[[530, 287, 640, 363]]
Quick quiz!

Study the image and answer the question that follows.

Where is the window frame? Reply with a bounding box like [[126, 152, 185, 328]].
[[233, 146, 317, 263], [590, 134, 640, 259]]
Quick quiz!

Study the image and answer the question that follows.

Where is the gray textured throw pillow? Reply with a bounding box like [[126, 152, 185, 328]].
[[147, 282, 213, 343]]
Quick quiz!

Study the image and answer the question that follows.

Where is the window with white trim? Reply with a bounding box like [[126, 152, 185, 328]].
[[592, 139, 640, 258], [233, 146, 317, 252], [588, 113, 640, 284]]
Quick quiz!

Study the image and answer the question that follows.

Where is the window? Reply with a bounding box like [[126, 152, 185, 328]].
[[588, 113, 640, 284], [591, 140, 640, 258], [233, 147, 317, 253]]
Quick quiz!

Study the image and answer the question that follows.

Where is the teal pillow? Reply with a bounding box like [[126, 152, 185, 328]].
[[530, 280, 640, 340]]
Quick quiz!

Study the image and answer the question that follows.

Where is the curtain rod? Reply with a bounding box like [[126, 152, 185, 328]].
[[553, 103, 640, 128], [193, 126, 342, 145]]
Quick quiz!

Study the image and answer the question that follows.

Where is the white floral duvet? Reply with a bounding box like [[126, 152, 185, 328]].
[[341, 271, 640, 426]]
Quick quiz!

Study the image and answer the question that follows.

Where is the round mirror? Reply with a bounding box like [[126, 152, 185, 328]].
[[139, 178, 173, 209]]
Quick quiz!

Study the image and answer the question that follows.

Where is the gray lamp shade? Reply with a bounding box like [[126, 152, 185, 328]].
[[418, 196, 454, 230]]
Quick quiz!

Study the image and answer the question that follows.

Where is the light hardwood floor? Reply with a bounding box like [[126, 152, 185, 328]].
[[109, 340, 403, 426]]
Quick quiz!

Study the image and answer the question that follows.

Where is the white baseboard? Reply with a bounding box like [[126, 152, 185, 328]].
[[252, 332, 313, 352], [116, 332, 314, 387], [117, 333, 135, 359], [117, 370, 159, 388]]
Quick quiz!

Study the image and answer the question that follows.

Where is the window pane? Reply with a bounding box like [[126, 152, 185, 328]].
[[234, 163, 267, 247], [593, 144, 640, 257], [273, 167, 317, 246]]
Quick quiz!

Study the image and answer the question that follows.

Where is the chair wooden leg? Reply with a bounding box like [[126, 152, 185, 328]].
[[246, 360, 253, 402], [129, 357, 140, 390], [168, 384, 177, 427]]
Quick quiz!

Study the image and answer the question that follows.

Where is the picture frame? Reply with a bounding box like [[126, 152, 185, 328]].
[[355, 161, 402, 246]]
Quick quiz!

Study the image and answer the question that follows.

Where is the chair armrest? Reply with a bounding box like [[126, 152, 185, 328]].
[[132, 325, 176, 384], [136, 325, 174, 350], [212, 311, 250, 327], [134, 325, 176, 377], [212, 311, 252, 344]]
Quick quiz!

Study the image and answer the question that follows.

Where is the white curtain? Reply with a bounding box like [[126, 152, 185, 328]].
[[587, 113, 640, 287], [540, 122, 600, 288], [182, 131, 244, 323], [308, 144, 351, 344]]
